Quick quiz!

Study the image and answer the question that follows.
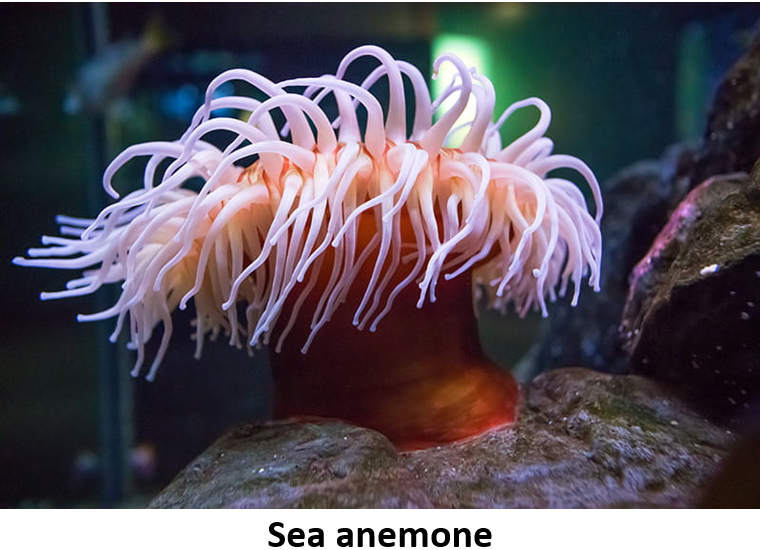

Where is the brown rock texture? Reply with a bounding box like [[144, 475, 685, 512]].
[[621, 167, 760, 423], [529, 26, 760, 379], [149, 368, 733, 508]]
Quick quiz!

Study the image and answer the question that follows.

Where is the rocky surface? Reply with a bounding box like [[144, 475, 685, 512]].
[[688, 30, 760, 187], [149, 368, 734, 508], [526, 154, 684, 377], [147, 421, 433, 509], [527, 28, 760, 379], [621, 166, 760, 424]]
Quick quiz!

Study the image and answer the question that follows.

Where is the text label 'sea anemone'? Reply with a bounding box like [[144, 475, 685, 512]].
[[15, 46, 602, 449]]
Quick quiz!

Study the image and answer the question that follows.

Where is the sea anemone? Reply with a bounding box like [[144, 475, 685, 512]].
[[15, 45, 602, 449]]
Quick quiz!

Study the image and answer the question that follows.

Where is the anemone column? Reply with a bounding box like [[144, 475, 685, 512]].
[[270, 211, 519, 450]]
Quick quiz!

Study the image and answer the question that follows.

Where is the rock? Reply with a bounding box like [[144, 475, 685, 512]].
[[526, 154, 684, 378], [527, 28, 760, 379], [148, 421, 433, 509], [407, 368, 732, 508], [149, 368, 733, 508], [621, 166, 760, 424], [689, 30, 760, 187], [615, 28, 760, 424]]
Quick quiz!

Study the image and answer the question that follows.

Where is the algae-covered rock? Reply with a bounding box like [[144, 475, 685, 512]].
[[406, 368, 731, 508], [149, 368, 733, 508], [621, 166, 760, 423], [148, 421, 433, 509], [527, 27, 760, 380], [614, 26, 760, 426]]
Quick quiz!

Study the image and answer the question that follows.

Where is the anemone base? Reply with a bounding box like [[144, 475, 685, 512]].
[[270, 275, 519, 451]]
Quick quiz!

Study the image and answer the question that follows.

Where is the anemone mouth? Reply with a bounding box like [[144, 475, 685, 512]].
[[14, 45, 603, 381]]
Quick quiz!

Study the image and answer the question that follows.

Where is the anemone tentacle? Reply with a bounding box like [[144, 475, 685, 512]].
[[14, 45, 603, 380]]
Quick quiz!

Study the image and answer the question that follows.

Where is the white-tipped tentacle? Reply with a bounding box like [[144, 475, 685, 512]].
[[195, 68, 315, 151], [421, 53, 473, 155], [529, 153, 603, 223], [492, 97, 552, 164], [335, 45, 407, 144], [460, 73, 496, 153], [16, 46, 603, 379], [280, 76, 387, 158]]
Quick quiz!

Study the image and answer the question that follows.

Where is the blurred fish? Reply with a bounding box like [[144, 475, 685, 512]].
[[0, 84, 20, 116], [69, 442, 158, 490], [159, 80, 237, 122], [130, 442, 157, 482], [64, 17, 172, 116], [159, 83, 201, 121]]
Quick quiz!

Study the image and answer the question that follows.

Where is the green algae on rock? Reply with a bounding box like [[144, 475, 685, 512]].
[[149, 368, 732, 509], [622, 166, 760, 423]]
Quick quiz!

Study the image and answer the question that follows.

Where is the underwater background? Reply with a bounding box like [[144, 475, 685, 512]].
[[1, 2, 757, 507]]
